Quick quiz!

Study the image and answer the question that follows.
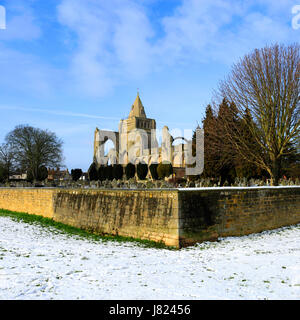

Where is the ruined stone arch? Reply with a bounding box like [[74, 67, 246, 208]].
[[94, 129, 119, 166]]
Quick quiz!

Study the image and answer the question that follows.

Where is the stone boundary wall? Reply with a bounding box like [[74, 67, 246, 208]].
[[53, 189, 179, 247], [0, 188, 56, 218], [0, 187, 299, 248], [178, 187, 300, 247]]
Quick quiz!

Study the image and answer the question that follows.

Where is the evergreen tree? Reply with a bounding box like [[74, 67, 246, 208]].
[[105, 165, 113, 181], [201, 104, 218, 178], [98, 166, 106, 181], [38, 166, 49, 181], [235, 107, 261, 179], [199, 100, 236, 183], [149, 163, 159, 180], [88, 162, 98, 181], [125, 163, 136, 179], [136, 163, 148, 180], [71, 169, 82, 181], [200, 100, 256, 184], [113, 164, 124, 180], [157, 162, 173, 179]]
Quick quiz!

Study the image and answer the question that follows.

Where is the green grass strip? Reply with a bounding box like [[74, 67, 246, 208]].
[[0, 209, 176, 250]]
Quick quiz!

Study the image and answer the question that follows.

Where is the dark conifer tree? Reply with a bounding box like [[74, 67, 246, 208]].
[[88, 162, 98, 181], [136, 163, 148, 180], [98, 166, 106, 181], [149, 163, 159, 180], [113, 164, 124, 180], [71, 169, 82, 181], [157, 162, 173, 179], [125, 163, 136, 179], [201, 104, 218, 178], [105, 165, 113, 181]]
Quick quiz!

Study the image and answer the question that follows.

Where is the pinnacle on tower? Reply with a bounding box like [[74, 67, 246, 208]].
[[129, 93, 147, 118]]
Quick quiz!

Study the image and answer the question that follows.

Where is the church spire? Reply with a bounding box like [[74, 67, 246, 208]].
[[129, 92, 146, 118]]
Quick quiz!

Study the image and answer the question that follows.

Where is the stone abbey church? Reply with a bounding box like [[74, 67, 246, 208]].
[[93, 93, 202, 178]]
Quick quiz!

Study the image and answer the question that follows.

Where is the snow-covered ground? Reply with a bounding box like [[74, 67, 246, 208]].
[[0, 216, 299, 300]]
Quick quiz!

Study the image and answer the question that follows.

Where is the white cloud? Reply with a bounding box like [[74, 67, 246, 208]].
[[0, 1, 41, 41], [157, 0, 296, 64], [56, 0, 298, 97], [57, 0, 155, 96], [0, 104, 120, 120], [57, 0, 114, 96], [0, 0, 297, 98], [112, 4, 154, 76]]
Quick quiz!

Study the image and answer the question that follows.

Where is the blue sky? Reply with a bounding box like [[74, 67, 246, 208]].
[[0, 0, 299, 171]]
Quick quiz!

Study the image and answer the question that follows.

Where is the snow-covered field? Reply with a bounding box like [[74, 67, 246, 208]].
[[0, 216, 299, 300]]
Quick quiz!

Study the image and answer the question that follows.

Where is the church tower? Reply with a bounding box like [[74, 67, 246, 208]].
[[119, 93, 157, 164], [120, 92, 156, 132]]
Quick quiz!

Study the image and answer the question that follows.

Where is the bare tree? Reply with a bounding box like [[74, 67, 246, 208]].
[[6, 125, 64, 181], [218, 43, 300, 185], [0, 143, 15, 181]]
